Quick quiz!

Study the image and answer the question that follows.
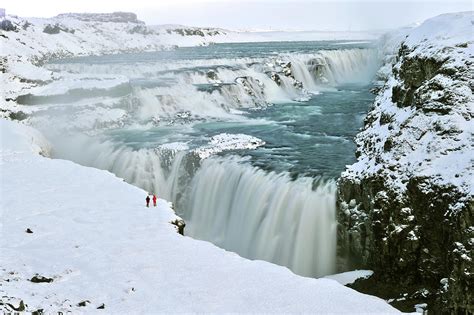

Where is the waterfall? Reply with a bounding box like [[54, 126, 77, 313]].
[[52, 136, 338, 278], [43, 46, 377, 279], [42, 48, 379, 122], [181, 158, 337, 278], [306, 49, 379, 85]]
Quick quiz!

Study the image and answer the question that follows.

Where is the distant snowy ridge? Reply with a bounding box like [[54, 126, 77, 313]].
[[0, 12, 226, 60], [193, 133, 265, 159], [338, 11, 473, 312]]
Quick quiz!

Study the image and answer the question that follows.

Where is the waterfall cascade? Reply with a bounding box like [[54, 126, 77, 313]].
[[183, 158, 337, 278], [53, 137, 338, 277], [43, 48, 379, 122], [44, 45, 379, 278]]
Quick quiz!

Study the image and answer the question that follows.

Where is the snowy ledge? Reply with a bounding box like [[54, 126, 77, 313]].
[[193, 133, 265, 159], [0, 118, 399, 312]]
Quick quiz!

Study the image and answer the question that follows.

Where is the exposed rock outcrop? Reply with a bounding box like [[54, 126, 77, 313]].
[[337, 12, 473, 313], [43, 23, 75, 34], [0, 19, 16, 32]]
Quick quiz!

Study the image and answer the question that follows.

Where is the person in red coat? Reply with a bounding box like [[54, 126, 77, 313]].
[[152, 194, 157, 207], [146, 195, 150, 207]]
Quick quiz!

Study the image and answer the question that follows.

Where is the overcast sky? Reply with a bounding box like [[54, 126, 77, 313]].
[[3, 0, 472, 31]]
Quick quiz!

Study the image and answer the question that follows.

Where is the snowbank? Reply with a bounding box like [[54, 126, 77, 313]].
[[194, 133, 265, 159], [0, 118, 51, 156], [0, 118, 399, 312], [324, 270, 374, 286]]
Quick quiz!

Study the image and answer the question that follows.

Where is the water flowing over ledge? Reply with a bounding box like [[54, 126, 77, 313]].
[[183, 158, 337, 278], [40, 43, 379, 279]]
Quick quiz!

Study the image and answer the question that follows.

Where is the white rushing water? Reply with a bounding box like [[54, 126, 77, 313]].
[[183, 158, 338, 278], [42, 48, 378, 122], [53, 136, 337, 277]]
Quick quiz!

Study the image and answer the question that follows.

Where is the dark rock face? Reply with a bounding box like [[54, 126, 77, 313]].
[[339, 174, 472, 311], [43, 23, 75, 35], [337, 28, 473, 313]]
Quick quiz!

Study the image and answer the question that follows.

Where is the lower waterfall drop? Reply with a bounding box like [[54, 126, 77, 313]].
[[182, 158, 338, 278]]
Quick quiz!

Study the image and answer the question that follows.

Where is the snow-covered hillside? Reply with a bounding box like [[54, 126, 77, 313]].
[[338, 11, 473, 312], [0, 12, 228, 59], [0, 119, 401, 313]]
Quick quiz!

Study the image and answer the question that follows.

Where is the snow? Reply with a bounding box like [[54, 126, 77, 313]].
[[151, 25, 380, 47], [342, 11, 474, 201], [403, 12, 473, 49], [194, 133, 265, 159], [7, 60, 53, 82], [324, 270, 374, 286], [0, 13, 379, 63], [414, 303, 428, 313], [158, 142, 189, 152], [0, 118, 399, 313]]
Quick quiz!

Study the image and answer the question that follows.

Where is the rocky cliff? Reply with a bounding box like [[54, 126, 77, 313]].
[[337, 12, 473, 313]]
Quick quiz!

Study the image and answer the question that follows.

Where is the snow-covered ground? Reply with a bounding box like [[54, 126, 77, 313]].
[[324, 270, 374, 286], [0, 12, 379, 60], [0, 118, 399, 312]]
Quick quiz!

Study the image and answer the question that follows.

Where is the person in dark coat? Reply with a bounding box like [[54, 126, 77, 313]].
[[146, 195, 150, 207]]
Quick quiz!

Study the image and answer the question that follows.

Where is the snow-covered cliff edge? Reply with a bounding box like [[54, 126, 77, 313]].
[[0, 117, 401, 313], [338, 12, 473, 312]]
